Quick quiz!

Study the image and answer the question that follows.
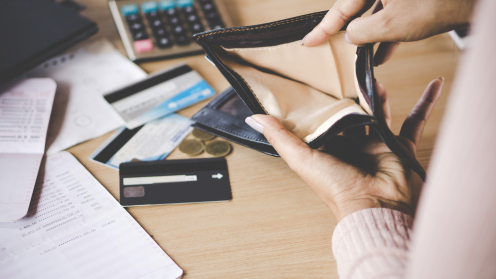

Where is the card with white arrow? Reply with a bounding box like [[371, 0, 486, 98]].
[[118, 157, 232, 206]]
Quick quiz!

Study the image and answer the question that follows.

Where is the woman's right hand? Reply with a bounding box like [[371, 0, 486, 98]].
[[303, 0, 476, 65]]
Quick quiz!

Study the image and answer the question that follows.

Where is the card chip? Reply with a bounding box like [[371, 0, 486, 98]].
[[123, 186, 145, 198]]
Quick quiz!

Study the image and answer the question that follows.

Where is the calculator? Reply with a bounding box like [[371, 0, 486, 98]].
[[109, 0, 232, 62]]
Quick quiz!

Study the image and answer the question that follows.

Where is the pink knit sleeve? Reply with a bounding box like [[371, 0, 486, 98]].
[[332, 208, 412, 279], [333, 0, 496, 278]]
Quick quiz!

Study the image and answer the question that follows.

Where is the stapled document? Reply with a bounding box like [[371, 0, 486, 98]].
[[0, 78, 56, 222]]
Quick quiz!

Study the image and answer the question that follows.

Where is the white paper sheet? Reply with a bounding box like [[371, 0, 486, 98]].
[[0, 78, 57, 222], [0, 152, 183, 279], [27, 39, 147, 155]]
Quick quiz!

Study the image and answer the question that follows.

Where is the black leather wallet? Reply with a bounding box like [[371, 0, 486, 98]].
[[192, 11, 426, 181]]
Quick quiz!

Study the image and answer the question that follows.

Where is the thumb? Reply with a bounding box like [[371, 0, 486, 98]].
[[346, 9, 400, 45], [245, 115, 314, 169]]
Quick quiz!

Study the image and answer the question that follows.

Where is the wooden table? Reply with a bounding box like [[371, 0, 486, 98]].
[[70, 0, 461, 278]]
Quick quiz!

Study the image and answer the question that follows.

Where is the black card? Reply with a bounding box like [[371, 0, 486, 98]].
[[119, 158, 232, 206]]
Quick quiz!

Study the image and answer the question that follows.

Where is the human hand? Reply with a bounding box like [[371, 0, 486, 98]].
[[302, 0, 475, 65], [245, 78, 443, 222]]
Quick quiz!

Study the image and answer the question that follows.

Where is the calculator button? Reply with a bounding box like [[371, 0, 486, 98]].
[[129, 22, 145, 31], [126, 14, 141, 23], [154, 28, 167, 36], [187, 14, 198, 23], [157, 37, 173, 48], [183, 5, 195, 14], [168, 16, 180, 25], [147, 10, 160, 19], [159, 0, 175, 11], [190, 22, 204, 33], [141, 2, 158, 14], [175, 0, 194, 8], [132, 31, 149, 41], [150, 19, 164, 29], [164, 8, 177, 17], [202, 3, 214, 12], [134, 39, 154, 53], [172, 25, 184, 34], [121, 4, 139, 16], [175, 35, 190, 45]]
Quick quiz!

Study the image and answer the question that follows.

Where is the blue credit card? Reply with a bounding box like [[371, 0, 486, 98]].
[[104, 64, 215, 129]]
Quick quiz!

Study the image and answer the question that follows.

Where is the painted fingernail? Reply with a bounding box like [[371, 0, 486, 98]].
[[300, 34, 308, 46], [344, 32, 352, 44], [245, 116, 264, 133]]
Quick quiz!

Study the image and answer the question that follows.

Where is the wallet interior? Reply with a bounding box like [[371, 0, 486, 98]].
[[214, 32, 373, 142]]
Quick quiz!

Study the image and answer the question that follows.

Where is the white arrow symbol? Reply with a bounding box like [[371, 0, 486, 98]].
[[211, 173, 223, 179]]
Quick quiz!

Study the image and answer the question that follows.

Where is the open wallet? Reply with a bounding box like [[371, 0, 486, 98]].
[[191, 11, 427, 181]]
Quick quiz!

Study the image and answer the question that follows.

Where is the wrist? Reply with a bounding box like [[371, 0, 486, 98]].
[[330, 198, 412, 223]]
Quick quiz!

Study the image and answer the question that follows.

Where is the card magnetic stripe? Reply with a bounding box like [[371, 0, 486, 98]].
[[120, 157, 227, 176], [104, 64, 192, 103], [92, 125, 144, 164]]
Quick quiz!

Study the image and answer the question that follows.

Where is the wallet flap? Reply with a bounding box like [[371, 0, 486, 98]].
[[191, 87, 277, 156]]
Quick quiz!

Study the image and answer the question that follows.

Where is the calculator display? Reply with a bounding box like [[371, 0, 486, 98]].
[[109, 0, 232, 62]]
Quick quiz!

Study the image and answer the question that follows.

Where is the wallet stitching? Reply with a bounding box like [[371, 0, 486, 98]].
[[196, 12, 327, 38], [225, 66, 268, 114], [198, 118, 267, 142], [222, 41, 300, 51], [201, 121, 267, 142]]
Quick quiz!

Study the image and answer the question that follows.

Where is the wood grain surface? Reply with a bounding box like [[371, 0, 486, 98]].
[[68, 0, 461, 277]]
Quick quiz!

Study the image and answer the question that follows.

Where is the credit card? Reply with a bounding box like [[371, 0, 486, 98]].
[[104, 64, 215, 129], [119, 158, 232, 206], [90, 113, 193, 169]]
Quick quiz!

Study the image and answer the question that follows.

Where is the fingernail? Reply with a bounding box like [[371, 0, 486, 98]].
[[438, 77, 445, 83], [245, 116, 264, 133], [344, 32, 352, 44], [300, 34, 308, 46]]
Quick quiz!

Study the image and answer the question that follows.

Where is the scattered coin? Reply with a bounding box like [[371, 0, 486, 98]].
[[179, 139, 204, 156], [205, 140, 232, 157], [192, 128, 216, 141]]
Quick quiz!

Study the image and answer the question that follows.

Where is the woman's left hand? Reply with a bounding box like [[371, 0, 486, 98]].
[[245, 78, 443, 221]]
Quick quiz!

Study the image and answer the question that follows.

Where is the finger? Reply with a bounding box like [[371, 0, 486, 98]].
[[246, 115, 315, 169], [303, 0, 376, 47], [375, 81, 391, 127], [346, 7, 403, 45], [399, 78, 444, 147], [374, 42, 400, 66]]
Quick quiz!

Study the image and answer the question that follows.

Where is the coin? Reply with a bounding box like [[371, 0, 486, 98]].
[[192, 128, 216, 141], [205, 140, 232, 157], [179, 139, 204, 156]]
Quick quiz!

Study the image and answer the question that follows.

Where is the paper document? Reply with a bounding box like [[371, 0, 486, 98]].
[[0, 152, 183, 279], [91, 114, 193, 169], [27, 39, 147, 154], [0, 78, 56, 222]]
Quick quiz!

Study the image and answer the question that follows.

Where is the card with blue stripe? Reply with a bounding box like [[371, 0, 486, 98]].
[[104, 64, 215, 129]]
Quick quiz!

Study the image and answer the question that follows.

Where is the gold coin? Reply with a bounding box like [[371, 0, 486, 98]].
[[192, 129, 216, 141], [179, 139, 204, 156], [205, 140, 232, 157]]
